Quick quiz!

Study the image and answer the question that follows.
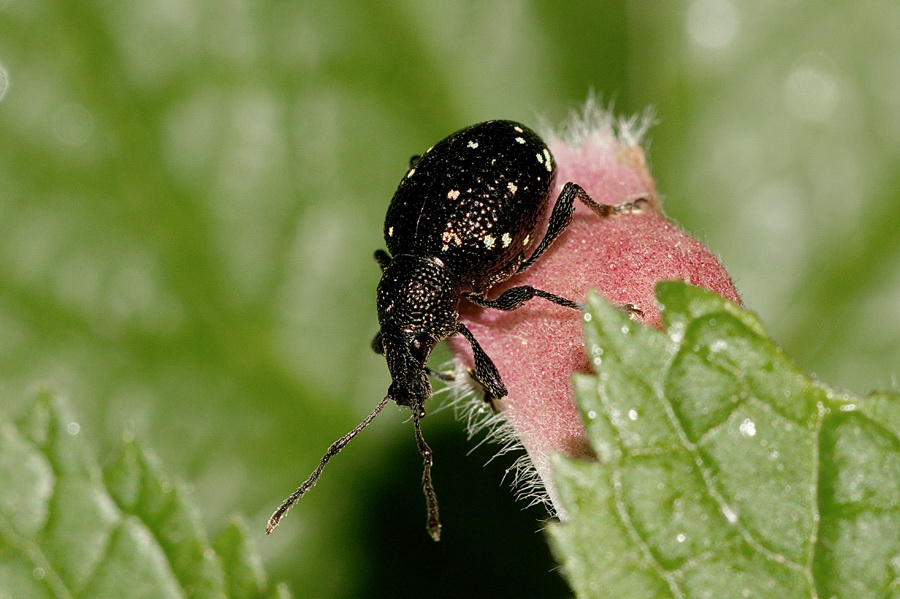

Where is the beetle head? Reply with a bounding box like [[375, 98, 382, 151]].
[[375, 254, 460, 406], [378, 329, 434, 407]]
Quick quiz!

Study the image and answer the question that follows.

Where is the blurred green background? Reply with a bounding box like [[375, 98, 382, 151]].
[[1, 1, 898, 597]]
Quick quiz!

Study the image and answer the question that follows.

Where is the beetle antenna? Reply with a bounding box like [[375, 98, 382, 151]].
[[266, 396, 390, 534], [412, 402, 442, 541]]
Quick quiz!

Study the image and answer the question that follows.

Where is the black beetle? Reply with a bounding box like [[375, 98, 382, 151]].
[[267, 120, 643, 540]]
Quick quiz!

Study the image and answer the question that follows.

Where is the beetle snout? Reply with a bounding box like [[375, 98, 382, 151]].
[[388, 374, 431, 407], [386, 357, 432, 407], [381, 331, 434, 407]]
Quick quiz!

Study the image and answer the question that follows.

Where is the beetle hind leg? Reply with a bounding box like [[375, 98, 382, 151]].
[[516, 182, 582, 273], [455, 323, 507, 408], [518, 184, 650, 275], [579, 194, 650, 217]]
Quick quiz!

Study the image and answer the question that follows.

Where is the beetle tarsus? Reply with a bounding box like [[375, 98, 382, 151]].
[[621, 303, 645, 320], [424, 366, 456, 382], [580, 193, 650, 218]]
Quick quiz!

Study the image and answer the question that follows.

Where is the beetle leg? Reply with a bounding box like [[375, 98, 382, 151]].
[[371, 331, 384, 354], [374, 249, 392, 271], [621, 303, 645, 320], [424, 366, 456, 382], [466, 290, 647, 326], [455, 323, 507, 404], [517, 182, 582, 273], [464, 287, 581, 311], [518, 185, 650, 274], [579, 194, 650, 217]]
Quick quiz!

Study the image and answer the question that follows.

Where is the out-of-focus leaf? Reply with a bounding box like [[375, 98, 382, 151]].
[[0, 390, 290, 599]]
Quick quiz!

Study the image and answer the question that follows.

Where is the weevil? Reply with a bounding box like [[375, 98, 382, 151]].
[[267, 120, 644, 541]]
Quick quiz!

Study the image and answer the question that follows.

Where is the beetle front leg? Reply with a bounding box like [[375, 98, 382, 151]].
[[455, 322, 507, 408], [371, 331, 384, 354], [374, 249, 391, 271]]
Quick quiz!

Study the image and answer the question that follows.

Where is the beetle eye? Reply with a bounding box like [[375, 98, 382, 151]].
[[409, 334, 432, 362]]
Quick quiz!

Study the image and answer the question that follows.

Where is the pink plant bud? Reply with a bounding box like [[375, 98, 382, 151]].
[[447, 105, 742, 515]]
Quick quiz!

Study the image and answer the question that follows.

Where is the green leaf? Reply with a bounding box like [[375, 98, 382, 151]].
[[548, 282, 900, 599], [0, 389, 290, 599]]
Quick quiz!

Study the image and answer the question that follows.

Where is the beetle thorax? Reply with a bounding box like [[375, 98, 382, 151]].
[[376, 254, 461, 340]]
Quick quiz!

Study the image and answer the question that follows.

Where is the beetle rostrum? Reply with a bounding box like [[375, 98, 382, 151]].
[[266, 120, 645, 541]]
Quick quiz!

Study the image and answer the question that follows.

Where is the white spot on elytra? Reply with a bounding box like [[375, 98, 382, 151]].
[[442, 228, 461, 251], [514, 136, 525, 144], [447, 189, 460, 200], [467, 140, 479, 149], [523, 234, 530, 246], [406, 168, 416, 178], [501, 232, 512, 248], [535, 152, 544, 164], [513, 125, 523, 132], [483, 235, 496, 249], [507, 181, 517, 194], [388, 226, 394, 237], [543, 148, 553, 172]]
